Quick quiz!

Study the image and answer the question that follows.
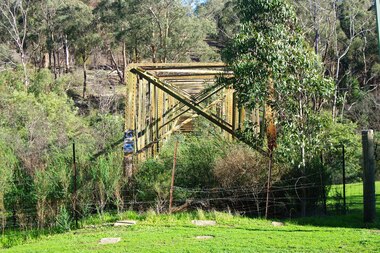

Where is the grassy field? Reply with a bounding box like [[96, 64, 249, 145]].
[[328, 181, 380, 209], [1, 182, 379, 253]]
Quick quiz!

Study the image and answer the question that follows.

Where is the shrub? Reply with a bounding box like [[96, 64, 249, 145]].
[[134, 158, 171, 212], [214, 144, 273, 189], [159, 134, 228, 189]]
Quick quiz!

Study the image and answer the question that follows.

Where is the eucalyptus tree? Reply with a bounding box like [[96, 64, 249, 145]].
[[293, 0, 379, 120], [57, 1, 101, 98], [27, 0, 68, 75], [223, 0, 334, 216], [94, 0, 130, 83], [196, 0, 240, 48], [133, 0, 216, 63], [0, 0, 30, 86], [94, 0, 217, 65]]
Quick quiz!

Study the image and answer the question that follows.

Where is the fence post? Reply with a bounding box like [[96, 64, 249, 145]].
[[72, 142, 78, 228], [342, 143, 346, 214], [320, 152, 327, 215], [265, 150, 273, 219], [169, 140, 179, 213], [362, 130, 376, 223]]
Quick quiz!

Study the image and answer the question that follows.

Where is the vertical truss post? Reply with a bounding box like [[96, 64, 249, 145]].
[[163, 93, 168, 137], [124, 66, 137, 177], [226, 88, 234, 140], [137, 77, 143, 159], [232, 92, 237, 132], [149, 82, 154, 157], [239, 107, 246, 130], [141, 79, 147, 160], [221, 88, 226, 135], [154, 86, 159, 154], [125, 67, 136, 136], [146, 82, 152, 158], [157, 88, 164, 151], [168, 96, 174, 133]]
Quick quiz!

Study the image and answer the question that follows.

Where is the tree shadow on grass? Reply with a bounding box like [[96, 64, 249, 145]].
[[291, 207, 380, 229]]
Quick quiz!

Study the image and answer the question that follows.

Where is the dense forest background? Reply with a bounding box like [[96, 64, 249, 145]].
[[0, 0, 379, 229]]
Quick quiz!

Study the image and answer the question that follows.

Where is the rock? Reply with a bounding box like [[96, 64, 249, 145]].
[[99, 238, 121, 245], [271, 221, 284, 227], [196, 236, 214, 240], [114, 220, 137, 226], [83, 225, 97, 229], [191, 220, 216, 226]]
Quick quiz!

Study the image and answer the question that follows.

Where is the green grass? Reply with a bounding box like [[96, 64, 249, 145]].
[[328, 181, 380, 209], [292, 181, 380, 231], [2, 211, 380, 253], [1, 182, 379, 253]]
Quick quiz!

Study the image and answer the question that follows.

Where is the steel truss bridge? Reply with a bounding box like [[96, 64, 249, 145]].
[[123, 62, 265, 174]]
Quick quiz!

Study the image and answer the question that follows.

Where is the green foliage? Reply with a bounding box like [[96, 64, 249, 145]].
[[0, 69, 128, 229], [134, 132, 231, 207], [0, 68, 25, 91], [224, 0, 333, 108], [214, 144, 274, 188], [196, 0, 240, 46], [134, 158, 170, 202], [0, 141, 16, 197], [55, 207, 72, 233], [160, 134, 228, 188], [58, 1, 101, 61], [28, 69, 55, 96], [320, 115, 361, 183], [223, 0, 334, 169]]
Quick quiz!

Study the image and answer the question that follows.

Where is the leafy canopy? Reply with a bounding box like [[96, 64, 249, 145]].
[[223, 0, 333, 110], [223, 0, 334, 164]]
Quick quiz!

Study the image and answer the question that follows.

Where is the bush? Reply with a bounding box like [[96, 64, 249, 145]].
[[214, 144, 273, 189], [320, 115, 361, 183], [134, 158, 171, 212], [159, 134, 228, 189], [133, 133, 231, 211]]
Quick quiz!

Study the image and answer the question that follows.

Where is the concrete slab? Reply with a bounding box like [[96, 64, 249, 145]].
[[99, 238, 121, 245], [114, 220, 137, 226], [191, 220, 216, 226], [271, 221, 285, 227], [196, 236, 214, 240]]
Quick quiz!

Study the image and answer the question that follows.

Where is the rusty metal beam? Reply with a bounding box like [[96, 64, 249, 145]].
[[128, 62, 226, 70], [131, 68, 235, 136]]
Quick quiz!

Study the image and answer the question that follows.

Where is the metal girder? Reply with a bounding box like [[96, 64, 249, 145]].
[[158, 83, 233, 131], [131, 67, 236, 136], [129, 62, 226, 70]]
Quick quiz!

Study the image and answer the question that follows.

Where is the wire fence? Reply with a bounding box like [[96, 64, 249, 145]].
[[2, 180, 378, 231], [1, 141, 379, 232]]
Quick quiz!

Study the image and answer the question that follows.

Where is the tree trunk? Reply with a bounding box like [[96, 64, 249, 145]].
[[49, 51, 52, 69], [20, 51, 29, 87], [151, 45, 157, 63], [110, 49, 124, 83], [122, 41, 127, 82], [57, 50, 61, 76], [53, 50, 57, 80], [265, 76, 276, 219], [43, 53, 49, 69], [163, 11, 169, 63], [82, 56, 87, 99], [312, 0, 319, 55], [299, 95, 307, 217], [64, 36, 70, 73]]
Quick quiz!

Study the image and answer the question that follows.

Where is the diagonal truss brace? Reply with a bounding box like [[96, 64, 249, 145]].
[[131, 67, 236, 136]]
